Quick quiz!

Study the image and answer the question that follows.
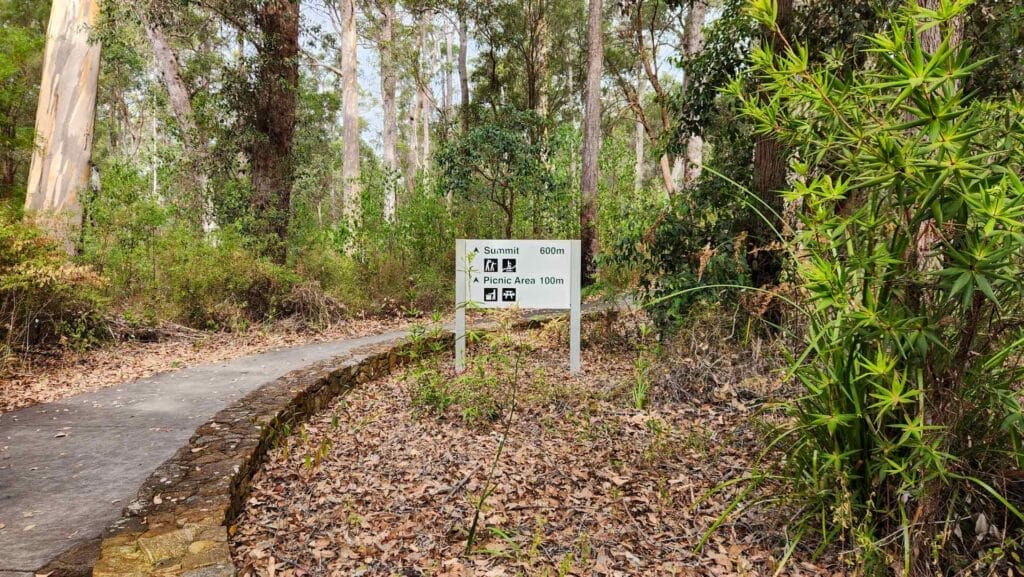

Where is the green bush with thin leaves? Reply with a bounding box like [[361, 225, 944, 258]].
[[733, 0, 1024, 572]]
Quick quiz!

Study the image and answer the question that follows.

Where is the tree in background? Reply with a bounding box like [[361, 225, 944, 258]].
[[608, 0, 684, 196], [579, 0, 602, 283], [0, 0, 46, 205], [335, 0, 361, 225], [250, 0, 300, 262], [24, 0, 103, 254], [375, 0, 399, 221]]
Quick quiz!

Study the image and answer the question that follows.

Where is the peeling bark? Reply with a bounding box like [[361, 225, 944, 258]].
[[25, 0, 102, 255]]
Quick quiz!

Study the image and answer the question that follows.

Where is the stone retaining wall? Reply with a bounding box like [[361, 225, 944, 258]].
[[40, 332, 451, 577], [38, 309, 612, 577]]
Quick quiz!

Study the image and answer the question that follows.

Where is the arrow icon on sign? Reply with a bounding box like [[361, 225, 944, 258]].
[[474, 277, 480, 283]]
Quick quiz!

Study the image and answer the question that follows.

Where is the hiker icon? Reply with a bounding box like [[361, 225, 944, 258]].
[[484, 258, 498, 272]]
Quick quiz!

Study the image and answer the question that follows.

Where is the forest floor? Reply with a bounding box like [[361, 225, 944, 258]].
[[231, 316, 842, 577], [0, 314, 420, 414]]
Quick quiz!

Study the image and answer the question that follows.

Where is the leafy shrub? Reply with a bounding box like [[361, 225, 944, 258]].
[[407, 323, 522, 427], [733, 0, 1024, 572], [605, 178, 754, 329], [0, 214, 107, 355], [409, 352, 506, 426], [81, 170, 299, 330]]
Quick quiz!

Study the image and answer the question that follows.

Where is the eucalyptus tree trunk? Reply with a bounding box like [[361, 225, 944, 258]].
[[139, 10, 195, 147], [580, 0, 603, 284], [680, 0, 706, 187], [749, 0, 791, 291], [536, 0, 549, 123], [251, 0, 300, 263], [419, 12, 433, 169], [340, 0, 361, 225], [919, 0, 962, 54], [380, 0, 398, 221], [458, 8, 469, 133], [25, 0, 102, 255], [634, 66, 645, 194], [444, 20, 453, 120], [138, 6, 216, 231], [406, 86, 421, 195]]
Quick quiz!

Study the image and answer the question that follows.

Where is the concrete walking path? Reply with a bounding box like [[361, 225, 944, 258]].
[[0, 328, 412, 576]]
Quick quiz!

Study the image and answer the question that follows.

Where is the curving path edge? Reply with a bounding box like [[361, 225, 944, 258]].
[[0, 327, 417, 577], [0, 307, 612, 577]]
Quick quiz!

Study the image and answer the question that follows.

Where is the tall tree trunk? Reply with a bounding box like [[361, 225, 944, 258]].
[[458, 7, 469, 133], [380, 0, 398, 221], [24, 0, 102, 255], [406, 84, 421, 194], [634, 67, 645, 194], [580, 0, 602, 285], [251, 0, 299, 263], [419, 12, 432, 169], [137, 6, 214, 231], [536, 0, 549, 123], [340, 0, 361, 225], [443, 19, 453, 121], [680, 0, 706, 186], [749, 0, 792, 289], [138, 9, 196, 149], [1, 121, 18, 200]]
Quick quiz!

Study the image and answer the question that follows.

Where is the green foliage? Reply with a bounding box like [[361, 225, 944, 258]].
[[629, 322, 658, 409], [409, 342, 509, 426], [0, 0, 46, 204], [0, 212, 108, 357], [963, 0, 1024, 95], [667, 0, 758, 148], [606, 177, 753, 329], [735, 0, 1024, 570], [438, 110, 564, 239], [82, 161, 298, 329], [407, 315, 529, 428]]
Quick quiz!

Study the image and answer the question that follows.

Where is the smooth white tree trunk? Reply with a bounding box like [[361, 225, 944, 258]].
[[380, 0, 398, 221], [25, 0, 102, 254], [419, 12, 433, 169], [634, 66, 645, 193], [340, 0, 361, 224], [444, 20, 453, 120], [406, 84, 421, 194], [458, 10, 469, 132]]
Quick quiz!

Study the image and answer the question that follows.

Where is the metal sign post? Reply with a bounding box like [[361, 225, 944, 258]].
[[455, 239, 581, 374]]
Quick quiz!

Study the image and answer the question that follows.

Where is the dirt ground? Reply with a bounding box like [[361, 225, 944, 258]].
[[230, 318, 842, 577]]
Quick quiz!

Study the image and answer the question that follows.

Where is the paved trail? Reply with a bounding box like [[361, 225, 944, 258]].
[[0, 328, 412, 576]]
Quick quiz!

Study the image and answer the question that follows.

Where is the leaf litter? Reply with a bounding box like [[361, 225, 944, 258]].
[[0, 314, 419, 414], [231, 317, 843, 576]]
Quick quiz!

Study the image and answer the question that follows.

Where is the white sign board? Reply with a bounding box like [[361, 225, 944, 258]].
[[456, 239, 581, 374], [466, 239, 572, 309]]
